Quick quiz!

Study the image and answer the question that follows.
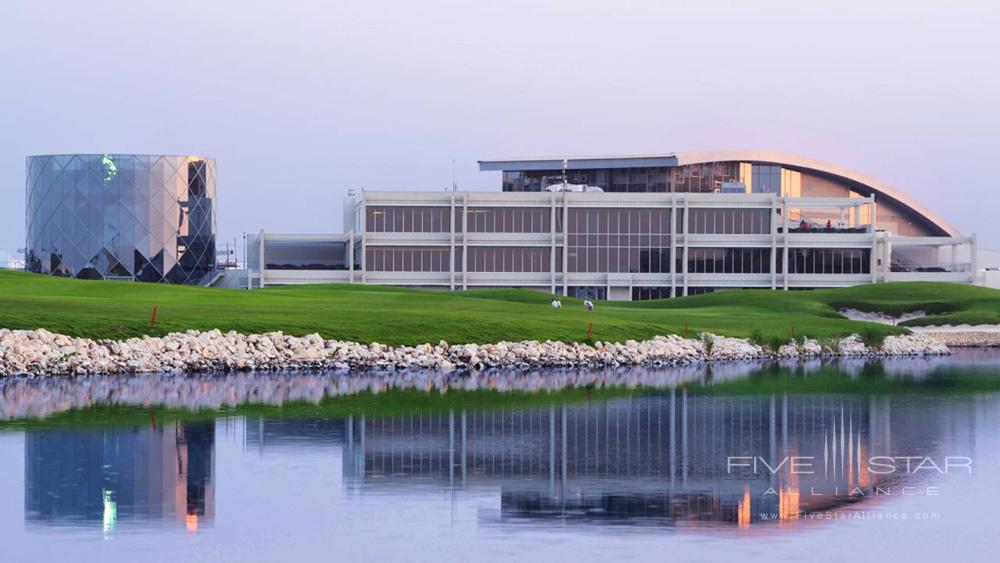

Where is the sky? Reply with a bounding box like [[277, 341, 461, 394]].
[[1, 0, 998, 257]]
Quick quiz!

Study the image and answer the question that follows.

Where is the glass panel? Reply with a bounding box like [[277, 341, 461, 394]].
[[25, 155, 216, 284]]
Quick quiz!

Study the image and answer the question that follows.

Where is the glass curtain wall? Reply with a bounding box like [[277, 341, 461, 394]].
[[365, 246, 450, 272], [687, 208, 771, 234], [566, 208, 671, 273], [264, 240, 348, 270], [687, 248, 771, 274], [466, 247, 554, 272], [25, 154, 217, 284], [463, 207, 551, 232], [779, 248, 871, 274], [502, 169, 667, 192], [365, 206, 451, 233]]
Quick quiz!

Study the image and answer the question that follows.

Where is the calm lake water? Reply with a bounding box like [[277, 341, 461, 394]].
[[2, 350, 1000, 562]]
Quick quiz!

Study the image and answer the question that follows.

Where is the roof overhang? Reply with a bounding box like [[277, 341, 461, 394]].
[[478, 153, 679, 171]]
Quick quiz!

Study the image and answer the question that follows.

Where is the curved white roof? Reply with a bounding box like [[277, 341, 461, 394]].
[[479, 150, 958, 236], [674, 151, 957, 237]]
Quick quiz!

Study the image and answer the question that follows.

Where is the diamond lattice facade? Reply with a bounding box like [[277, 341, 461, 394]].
[[25, 154, 216, 284]]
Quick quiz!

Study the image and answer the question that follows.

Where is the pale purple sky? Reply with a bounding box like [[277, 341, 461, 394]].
[[1, 0, 998, 253]]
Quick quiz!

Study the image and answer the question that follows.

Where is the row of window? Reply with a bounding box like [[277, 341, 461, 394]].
[[502, 168, 669, 192], [670, 162, 742, 193], [465, 246, 556, 273], [567, 208, 671, 235], [365, 206, 452, 233], [364, 206, 556, 233], [567, 234, 671, 247], [364, 246, 560, 273], [364, 205, 782, 236], [780, 248, 871, 274], [567, 248, 673, 274], [631, 287, 715, 300], [567, 286, 608, 300], [686, 248, 771, 274], [501, 163, 746, 193], [264, 240, 350, 270], [687, 208, 771, 235], [363, 245, 871, 275], [365, 246, 452, 272], [465, 207, 551, 233]]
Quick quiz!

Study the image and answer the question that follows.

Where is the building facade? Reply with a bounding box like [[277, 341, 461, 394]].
[[247, 151, 976, 299], [25, 154, 217, 284]]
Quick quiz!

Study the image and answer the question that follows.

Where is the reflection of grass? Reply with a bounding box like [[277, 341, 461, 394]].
[[0, 386, 635, 431], [2, 270, 999, 345], [5, 361, 1000, 431], [688, 363, 1000, 396]]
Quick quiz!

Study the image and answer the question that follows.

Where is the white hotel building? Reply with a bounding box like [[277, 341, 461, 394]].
[[247, 151, 977, 300]]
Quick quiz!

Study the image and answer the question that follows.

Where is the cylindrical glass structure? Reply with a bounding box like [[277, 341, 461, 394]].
[[25, 154, 217, 284]]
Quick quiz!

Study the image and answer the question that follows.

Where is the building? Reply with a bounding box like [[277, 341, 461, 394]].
[[25, 154, 217, 284], [247, 151, 976, 299]]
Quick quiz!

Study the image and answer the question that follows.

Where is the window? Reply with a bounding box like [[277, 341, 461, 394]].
[[687, 248, 771, 274], [365, 246, 450, 272], [670, 162, 741, 193], [567, 208, 671, 273], [687, 208, 771, 234], [265, 240, 347, 270], [365, 206, 451, 233], [465, 246, 555, 272], [779, 248, 871, 274], [752, 165, 782, 194], [463, 207, 550, 233]]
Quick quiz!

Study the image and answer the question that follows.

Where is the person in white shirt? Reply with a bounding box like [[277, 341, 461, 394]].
[[584, 300, 594, 311], [551, 299, 561, 309]]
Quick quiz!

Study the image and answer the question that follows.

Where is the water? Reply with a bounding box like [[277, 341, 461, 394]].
[[2, 350, 1000, 562]]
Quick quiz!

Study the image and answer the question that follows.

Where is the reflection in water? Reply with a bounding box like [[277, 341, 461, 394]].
[[25, 422, 215, 533], [8, 352, 994, 536], [3, 350, 998, 421], [241, 391, 975, 529]]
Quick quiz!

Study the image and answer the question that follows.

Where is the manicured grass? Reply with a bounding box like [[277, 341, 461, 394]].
[[0, 270, 997, 345]]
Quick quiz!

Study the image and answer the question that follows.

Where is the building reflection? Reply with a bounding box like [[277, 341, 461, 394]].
[[24, 421, 215, 533], [294, 391, 973, 529]]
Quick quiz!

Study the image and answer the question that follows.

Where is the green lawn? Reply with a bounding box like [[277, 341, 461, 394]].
[[0, 270, 997, 345]]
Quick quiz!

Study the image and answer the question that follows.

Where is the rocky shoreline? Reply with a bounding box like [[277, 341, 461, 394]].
[[920, 332, 1000, 347], [0, 328, 950, 377]]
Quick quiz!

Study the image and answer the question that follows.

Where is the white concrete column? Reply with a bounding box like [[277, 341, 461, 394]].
[[782, 198, 789, 290], [562, 194, 569, 296], [869, 231, 878, 283], [884, 236, 893, 283], [258, 230, 265, 289], [449, 194, 456, 291], [669, 197, 677, 298], [461, 194, 468, 290], [348, 229, 355, 284], [682, 198, 689, 297], [971, 234, 978, 281], [550, 193, 557, 294], [770, 198, 777, 290], [360, 203, 367, 284]]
